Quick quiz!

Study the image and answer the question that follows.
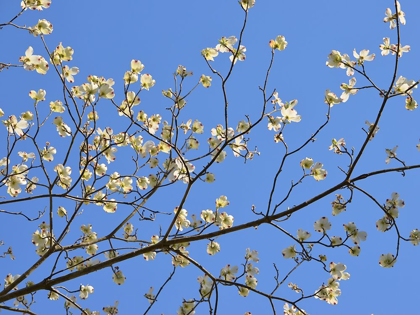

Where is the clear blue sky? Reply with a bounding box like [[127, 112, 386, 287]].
[[0, 0, 419, 314]]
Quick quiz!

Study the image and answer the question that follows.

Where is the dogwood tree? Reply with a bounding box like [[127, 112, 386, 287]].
[[0, 0, 419, 314]]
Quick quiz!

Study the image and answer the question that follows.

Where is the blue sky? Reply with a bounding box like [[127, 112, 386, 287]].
[[0, 0, 419, 314]]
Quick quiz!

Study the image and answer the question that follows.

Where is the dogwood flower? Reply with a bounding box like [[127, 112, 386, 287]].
[[340, 77, 357, 102], [379, 253, 396, 268], [220, 264, 238, 281], [62, 65, 79, 83], [326, 50, 344, 68], [390, 43, 410, 57], [269, 35, 288, 51], [393, 76, 417, 95], [314, 217, 331, 233], [365, 121, 379, 140], [300, 157, 313, 170], [53, 116, 71, 137], [200, 75, 212, 88], [311, 162, 327, 181], [324, 89, 341, 107], [19, 46, 49, 74], [385, 146, 398, 164], [245, 248, 259, 262], [329, 138, 346, 154], [379, 37, 392, 56], [230, 45, 246, 64], [297, 229, 311, 241], [103, 199, 117, 213], [282, 245, 297, 259], [267, 116, 282, 131], [384, 1, 405, 29], [349, 246, 361, 257], [131, 60, 145, 73], [207, 241, 221, 255], [3, 115, 29, 136], [29, 89, 46, 101], [329, 262, 349, 280], [240, 0, 255, 10], [405, 97, 418, 111], [21, 0, 51, 10], [216, 36, 237, 53], [281, 106, 301, 123], [30, 19, 53, 36], [376, 215, 391, 232], [79, 285, 94, 299], [141, 74, 155, 90], [409, 229, 420, 246], [353, 49, 375, 65], [145, 287, 155, 304], [201, 48, 219, 61], [52, 43, 74, 64], [112, 270, 126, 285]]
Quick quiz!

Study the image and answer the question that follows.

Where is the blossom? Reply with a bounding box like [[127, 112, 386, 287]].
[[137, 176, 150, 190], [269, 35, 287, 51], [29, 89, 46, 101], [19, 46, 49, 74], [103, 199, 117, 213], [3, 115, 29, 136], [145, 287, 155, 304], [326, 50, 343, 68], [52, 43, 74, 64], [21, 0, 51, 10], [393, 76, 417, 95], [329, 262, 350, 280], [229, 45, 246, 64], [379, 253, 396, 268], [300, 157, 313, 170], [112, 270, 126, 285], [282, 245, 297, 259], [216, 36, 237, 53], [207, 241, 221, 255], [409, 229, 420, 246], [201, 48, 219, 61], [390, 43, 410, 57], [220, 264, 238, 281], [365, 121, 379, 140], [30, 19, 53, 36], [123, 71, 138, 85], [240, 0, 255, 10], [201, 209, 215, 223], [329, 138, 346, 154], [245, 248, 259, 262], [340, 77, 357, 102], [385, 146, 398, 164], [297, 229, 311, 241], [311, 162, 327, 181], [62, 65, 79, 83], [353, 49, 375, 65], [376, 215, 391, 232], [349, 246, 361, 257], [405, 97, 418, 111], [141, 74, 155, 90], [57, 206, 67, 217], [267, 116, 282, 131], [79, 285, 94, 299], [53, 116, 72, 137], [324, 89, 341, 107], [379, 37, 392, 56], [314, 217, 331, 233], [281, 106, 301, 123], [384, 1, 405, 29], [131, 59, 145, 73], [200, 75, 212, 88]]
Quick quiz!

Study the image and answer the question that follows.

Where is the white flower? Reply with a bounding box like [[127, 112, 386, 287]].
[[365, 120, 380, 140], [324, 89, 341, 107], [112, 270, 126, 285], [269, 35, 287, 51], [79, 285, 94, 299], [297, 229, 311, 242], [245, 248, 259, 262], [329, 262, 350, 280], [385, 146, 398, 164], [240, 0, 255, 10], [314, 217, 331, 233], [353, 49, 375, 65], [409, 229, 420, 246], [311, 162, 327, 181], [282, 245, 297, 259], [141, 74, 155, 90], [384, 1, 405, 29], [340, 77, 357, 102], [220, 264, 238, 281], [207, 241, 221, 255], [379, 253, 396, 268]]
